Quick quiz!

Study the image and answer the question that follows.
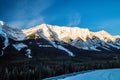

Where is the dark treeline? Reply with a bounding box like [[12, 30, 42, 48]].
[[0, 57, 120, 80]]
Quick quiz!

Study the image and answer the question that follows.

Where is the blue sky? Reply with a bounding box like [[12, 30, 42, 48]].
[[0, 0, 120, 35]]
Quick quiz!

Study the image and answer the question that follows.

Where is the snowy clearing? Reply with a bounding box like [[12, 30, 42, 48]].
[[44, 68, 120, 80], [62, 68, 120, 80]]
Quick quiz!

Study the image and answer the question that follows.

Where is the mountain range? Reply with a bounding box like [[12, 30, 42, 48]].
[[0, 21, 120, 59]]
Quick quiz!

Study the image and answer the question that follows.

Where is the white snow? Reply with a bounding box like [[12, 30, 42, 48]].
[[46, 24, 60, 41], [106, 42, 120, 49], [58, 69, 120, 80], [2, 33, 9, 55], [13, 43, 32, 58], [37, 30, 74, 56], [0, 25, 9, 56], [1, 21, 120, 52], [94, 30, 116, 42], [37, 29, 50, 41], [1, 22, 120, 45], [0, 21, 4, 26], [45, 24, 74, 56], [2, 25, 26, 41], [23, 24, 119, 42], [82, 47, 89, 50], [38, 45, 52, 47], [101, 47, 110, 51], [70, 38, 101, 51], [0, 21, 26, 41], [49, 41, 58, 48], [48, 25, 91, 42], [57, 45, 74, 56], [50, 41, 74, 56], [89, 46, 100, 51], [25, 49, 32, 58], [116, 43, 120, 46], [12, 43, 28, 51], [22, 24, 120, 51]]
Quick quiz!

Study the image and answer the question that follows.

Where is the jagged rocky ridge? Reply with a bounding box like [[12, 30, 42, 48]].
[[0, 21, 120, 58]]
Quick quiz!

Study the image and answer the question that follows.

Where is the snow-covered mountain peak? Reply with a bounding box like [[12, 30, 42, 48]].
[[0, 22, 26, 41], [96, 30, 111, 36], [1, 21, 119, 43], [1, 22, 120, 56], [114, 35, 120, 38], [22, 24, 119, 42], [94, 30, 116, 42], [47, 25, 91, 41], [22, 24, 47, 36]]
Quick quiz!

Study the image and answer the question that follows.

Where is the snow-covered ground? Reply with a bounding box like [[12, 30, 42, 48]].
[[63, 68, 120, 80], [44, 68, 120, 80]]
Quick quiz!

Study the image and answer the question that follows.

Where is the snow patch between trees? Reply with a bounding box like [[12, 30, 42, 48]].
[[13, 43, 27, 51], [13, 43, 32, 58]]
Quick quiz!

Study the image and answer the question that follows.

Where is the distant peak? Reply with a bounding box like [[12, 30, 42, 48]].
[[97, 30, 110, 35], [114, 35, 120, 38], [99, 30, 107, 33]]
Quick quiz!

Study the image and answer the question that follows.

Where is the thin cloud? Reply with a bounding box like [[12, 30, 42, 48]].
[[8, 0, 55, 29], [9, 16, 44, 29], [26, 17, 45, 28], [8, 21, 25, 29], [67, 13, 81, 27], [96, 19, 120, 35], [97, 19, 120, 29]]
